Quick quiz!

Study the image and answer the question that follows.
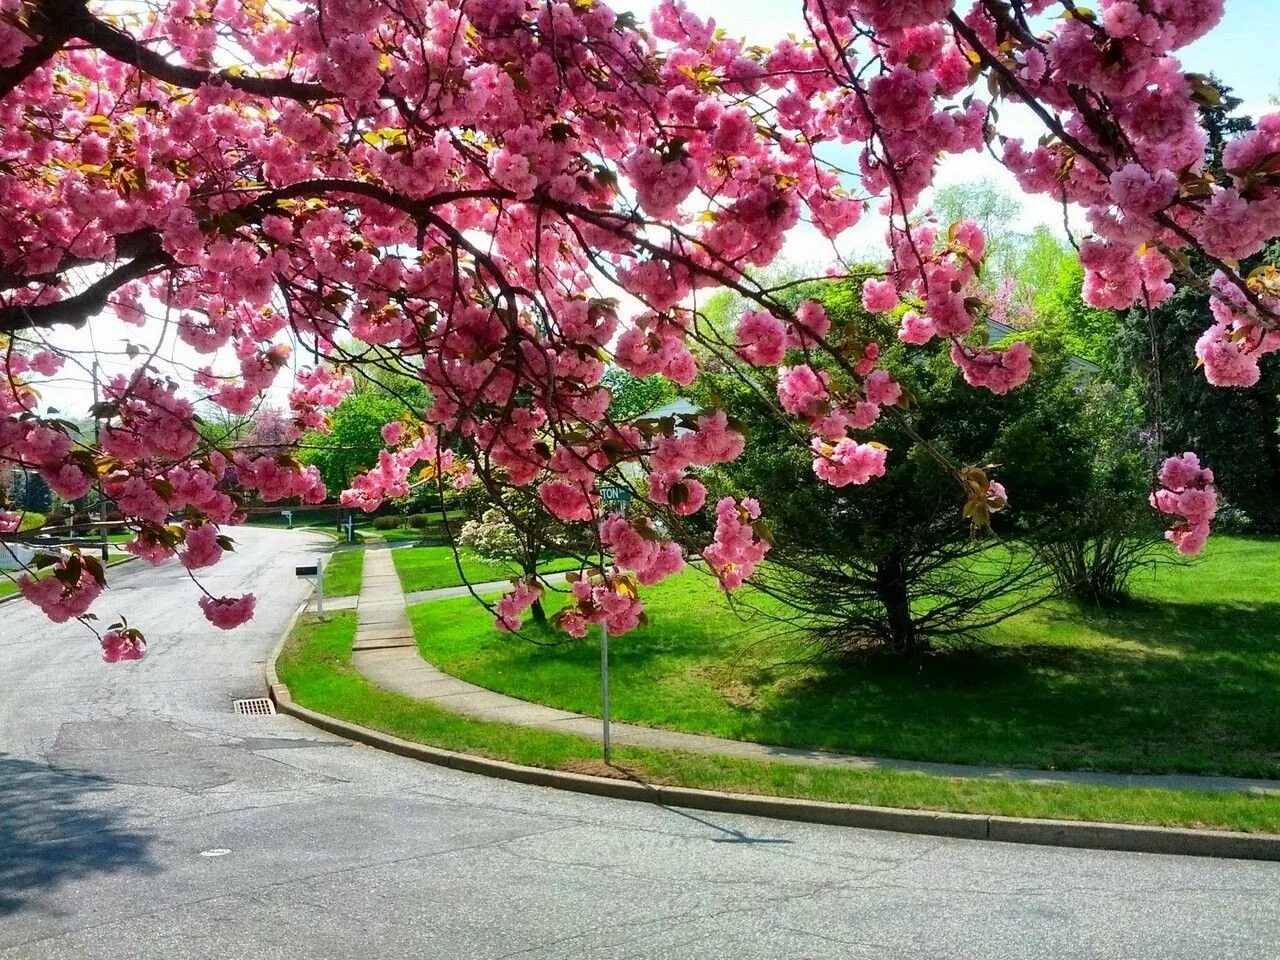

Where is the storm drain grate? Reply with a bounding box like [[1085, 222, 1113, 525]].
[[232, 697, 277, 716]]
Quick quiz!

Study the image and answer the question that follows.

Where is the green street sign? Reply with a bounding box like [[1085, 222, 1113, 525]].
[[600, 485, 632, 506]]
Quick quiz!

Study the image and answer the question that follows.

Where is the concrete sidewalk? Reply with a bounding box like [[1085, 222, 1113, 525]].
[[349, 565, 1280, 798], [349, 547, 417, 652]]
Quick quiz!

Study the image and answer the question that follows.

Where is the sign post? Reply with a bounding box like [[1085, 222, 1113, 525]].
[[346, 514, 355, 543], [597, 485, 632, 765], [281, 509, 293, 529]]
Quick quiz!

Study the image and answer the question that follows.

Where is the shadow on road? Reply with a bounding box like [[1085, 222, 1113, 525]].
[[0, 754, 156, 915], [660, 804, 794, 845]]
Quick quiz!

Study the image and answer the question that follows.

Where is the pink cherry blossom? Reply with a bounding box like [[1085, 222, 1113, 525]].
[[494, 580, 543, 632], [862, 278, 899, 313], [702, 497, 771, 591], [1150, 452, 1218, 556], [602, 515, 686, 586], [101, 629, 147, 663], [735, 311, 788, 366], [179, 523, 225, 570], [19, 561, 103, 623], [199, 594, 257, 630], [811, 438, 889, 487]]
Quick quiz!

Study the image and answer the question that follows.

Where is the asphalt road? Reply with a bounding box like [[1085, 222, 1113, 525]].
[[1, 527, 1277, 959]]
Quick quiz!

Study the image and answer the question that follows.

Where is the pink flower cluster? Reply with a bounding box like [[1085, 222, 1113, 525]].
[[572, 577, 644, 637], [1150, 453, 1218, 556], [602, 515, 685, 586], [101, 629, 146, 663], [1193, 274, 1280, 388], [199, 594, 257, 630], [18, 561, 102, 624], [811, 438, 889, 488], [494, 580, 543, 632], [340, 432, 454, 512], [950, 342, 1035, 396], [615, 314, 698, 385], [701, 497, 770, 590], [179, 523, 225, 570], [735, 311, 787, 366]]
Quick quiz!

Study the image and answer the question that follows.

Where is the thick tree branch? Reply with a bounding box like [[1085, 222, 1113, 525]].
[[0, 18, 69, 99], [53, 0, 334, 100], [0, 238, 170, 332]]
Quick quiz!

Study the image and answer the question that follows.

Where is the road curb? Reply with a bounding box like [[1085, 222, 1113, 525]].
[[265, 621, 1280, 862]]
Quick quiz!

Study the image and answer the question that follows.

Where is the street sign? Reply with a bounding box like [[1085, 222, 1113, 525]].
[[600, 485, 632, 515], [295, 564, 319, 577]]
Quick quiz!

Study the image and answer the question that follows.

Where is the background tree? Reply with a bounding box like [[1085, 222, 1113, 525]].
[[603, 369, 678, 421], [300, 394, 404, 497], [690, 281, 1107, 659], [1116, 81, 1280, 529], [934, 181, 1026, 282]]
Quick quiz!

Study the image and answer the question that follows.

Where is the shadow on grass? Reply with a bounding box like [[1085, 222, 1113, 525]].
[[736, 599, 1280, 777], [0, 754, 156, 916]]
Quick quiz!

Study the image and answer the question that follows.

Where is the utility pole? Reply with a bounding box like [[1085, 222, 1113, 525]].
[[92, 360, 108, 563]]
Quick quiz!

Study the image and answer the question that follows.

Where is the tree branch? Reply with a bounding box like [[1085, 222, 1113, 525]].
[[55, 0, 334, 101], [0, 19, 69, 99], [0, 238, 170, 332]]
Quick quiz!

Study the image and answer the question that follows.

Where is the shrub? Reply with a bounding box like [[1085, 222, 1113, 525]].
[[371, 515, 401, 530], [1215, 505, 1254, 534], [407, 513, 431, 529], [1004, 385, 1167, 606]]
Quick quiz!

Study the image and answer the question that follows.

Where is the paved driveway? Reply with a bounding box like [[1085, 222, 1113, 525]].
[[1, 527, 1277, 959]]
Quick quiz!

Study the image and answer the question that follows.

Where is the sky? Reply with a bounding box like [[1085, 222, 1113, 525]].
[[27, 0, 1280, 414]]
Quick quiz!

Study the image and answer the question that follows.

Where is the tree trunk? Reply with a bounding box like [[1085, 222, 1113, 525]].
[[874, 553, 922, 658], [523, 559, 547, 625]]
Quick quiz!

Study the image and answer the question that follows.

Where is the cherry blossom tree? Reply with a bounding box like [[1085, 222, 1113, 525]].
[[0, 0, 1275, 655]]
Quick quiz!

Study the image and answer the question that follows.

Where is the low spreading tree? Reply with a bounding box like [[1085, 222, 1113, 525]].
[[0, 0, 1276, 655], [691, 281, 1116, 657]]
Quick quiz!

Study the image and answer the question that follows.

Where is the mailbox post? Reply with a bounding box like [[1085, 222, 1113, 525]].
[[597, 485, 632, 764], [281, 509, 293, 529], [296, 556, 325, 618]]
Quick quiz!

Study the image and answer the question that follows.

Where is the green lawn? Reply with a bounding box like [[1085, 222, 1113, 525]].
[[373, 528, 438, 543], [410, 536, 1280, 779], [393, 544, 581, 593], [277, 611, 1280, 833], [324, 549, 364, 598]]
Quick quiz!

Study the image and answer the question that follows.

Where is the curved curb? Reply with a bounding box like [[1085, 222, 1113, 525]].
[[265, 621, 1280, 862]]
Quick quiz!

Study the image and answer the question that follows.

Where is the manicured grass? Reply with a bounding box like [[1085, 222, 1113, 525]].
[[373, 528, 437, 543], [17, 512, 45, 532], [393, 543, 580, 593], [277, 611, 1280, 833], [324, 548, 364, 598], [411, 536, 1280, 779]]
